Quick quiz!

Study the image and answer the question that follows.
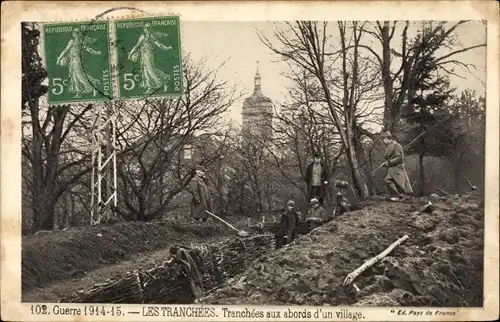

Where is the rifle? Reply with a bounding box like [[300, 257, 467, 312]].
[[372, 131, 426, 175]]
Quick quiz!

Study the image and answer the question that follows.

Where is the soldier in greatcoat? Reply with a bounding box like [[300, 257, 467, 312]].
[[190, 165, 213, 222], [380, 131, 414, 200]]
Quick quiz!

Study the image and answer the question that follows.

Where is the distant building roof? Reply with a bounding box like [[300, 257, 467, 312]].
[[243, 61, 272, 110], [244, 90, 273, 105]]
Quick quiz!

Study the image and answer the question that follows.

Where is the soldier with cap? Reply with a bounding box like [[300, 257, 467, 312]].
[[380, 131, 413, 201], [190, 165, 213, 222], [276, 200, 300, 248], [305, 152, 329, 206], [306, 198, 327, 230]]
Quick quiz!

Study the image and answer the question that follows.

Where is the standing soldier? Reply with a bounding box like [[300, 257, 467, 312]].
[[380, 131, 413, 201], [276, 200, 300, 248], [190, 165, 213, 222], [305, 152, 329, 206]]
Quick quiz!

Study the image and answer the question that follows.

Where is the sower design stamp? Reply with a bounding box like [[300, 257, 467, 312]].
[[114, 16, 183, 99], [43, 21, 112, 104]]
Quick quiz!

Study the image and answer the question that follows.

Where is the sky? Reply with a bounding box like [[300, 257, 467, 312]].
[[180, 21, 487, 128], [33, 20, 487, 134]]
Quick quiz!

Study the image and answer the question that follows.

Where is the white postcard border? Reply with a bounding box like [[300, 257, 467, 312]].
[[1, 1, 498, 321]]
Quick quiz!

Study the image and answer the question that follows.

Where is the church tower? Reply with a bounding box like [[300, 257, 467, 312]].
[[241, 61, 273, 144]]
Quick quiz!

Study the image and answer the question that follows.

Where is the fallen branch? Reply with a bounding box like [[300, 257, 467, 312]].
[[342, 235, 409, 286], [436, 187, 449, 195], [464, 177, 477, 190]]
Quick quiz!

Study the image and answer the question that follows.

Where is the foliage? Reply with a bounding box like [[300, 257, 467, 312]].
[[222, 129, 285, 217], [447, 90, 485, 191], [403, 32, 457, 158]]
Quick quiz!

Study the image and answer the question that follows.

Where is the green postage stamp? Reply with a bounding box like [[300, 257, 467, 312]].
[[114, 16, 183, 99], [42, 16, 183, 103], [43, 21, 113, 104]]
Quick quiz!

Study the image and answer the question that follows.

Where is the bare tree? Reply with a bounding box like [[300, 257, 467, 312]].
[[232, 143, 291, 217], [115, 56, 241, 221], [271, 84, 345, 204], [363, 21, 486, 132], [22, 22, 94, 233], [260, 21, 382, 198]]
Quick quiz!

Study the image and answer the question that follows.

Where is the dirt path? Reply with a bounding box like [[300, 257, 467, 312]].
[[23, 234, 229, 303]]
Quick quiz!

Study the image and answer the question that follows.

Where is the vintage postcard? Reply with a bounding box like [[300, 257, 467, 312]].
[[1, 1, 499, 321]]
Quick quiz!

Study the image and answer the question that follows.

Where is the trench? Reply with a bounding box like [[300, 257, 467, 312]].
[[60, 216, 339, 304]]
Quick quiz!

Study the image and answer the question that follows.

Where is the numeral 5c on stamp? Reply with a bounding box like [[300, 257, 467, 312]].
[[43, 21, 113, 104], [114, 16, 183, 99]]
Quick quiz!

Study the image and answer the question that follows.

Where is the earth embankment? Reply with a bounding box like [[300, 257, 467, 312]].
[[23, 194, 484, 307], [200, 194, 484, 307], [22, 219, 232, 296]]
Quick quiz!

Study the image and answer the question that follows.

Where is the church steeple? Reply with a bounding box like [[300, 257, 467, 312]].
[[254, 61, 261, 92], [242, 60, 273, 145]]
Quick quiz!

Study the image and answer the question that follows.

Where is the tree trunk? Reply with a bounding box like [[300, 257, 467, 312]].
[[137, 196, 146, 221], [367, 147, 377, 195], [58, 194, 70, 230], [238, 182, 245, 215], [346, 129, 370, 199], [348, 147, 370, 199], [419, 153, 425, 196], [453, 151, 465, 192], [317, 80, 369, 200], [253, 176, 264, 216], [30, 106, 68, 233], [380, 21, 395, 132], [29, 99, 47, 233], [67, 193, 75, 228], [38, 202, 56, 231], [264, 187, 272, 214], [31, 175, 57, 232]]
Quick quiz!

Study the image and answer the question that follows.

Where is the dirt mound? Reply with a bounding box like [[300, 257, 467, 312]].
[[22, 219, 231, 293], [200, 194, 483, 307]]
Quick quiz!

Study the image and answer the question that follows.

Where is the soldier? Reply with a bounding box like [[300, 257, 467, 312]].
[[190, 165, 213, 222], [380, 131, 413, 201], [305, 152, 329, 206], [276, 200, 300, 248], [306, 198, 327, 230]]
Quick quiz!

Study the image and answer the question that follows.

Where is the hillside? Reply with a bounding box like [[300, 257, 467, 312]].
[[200, 194, 484, 307], [22, 193, 484, 306]]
